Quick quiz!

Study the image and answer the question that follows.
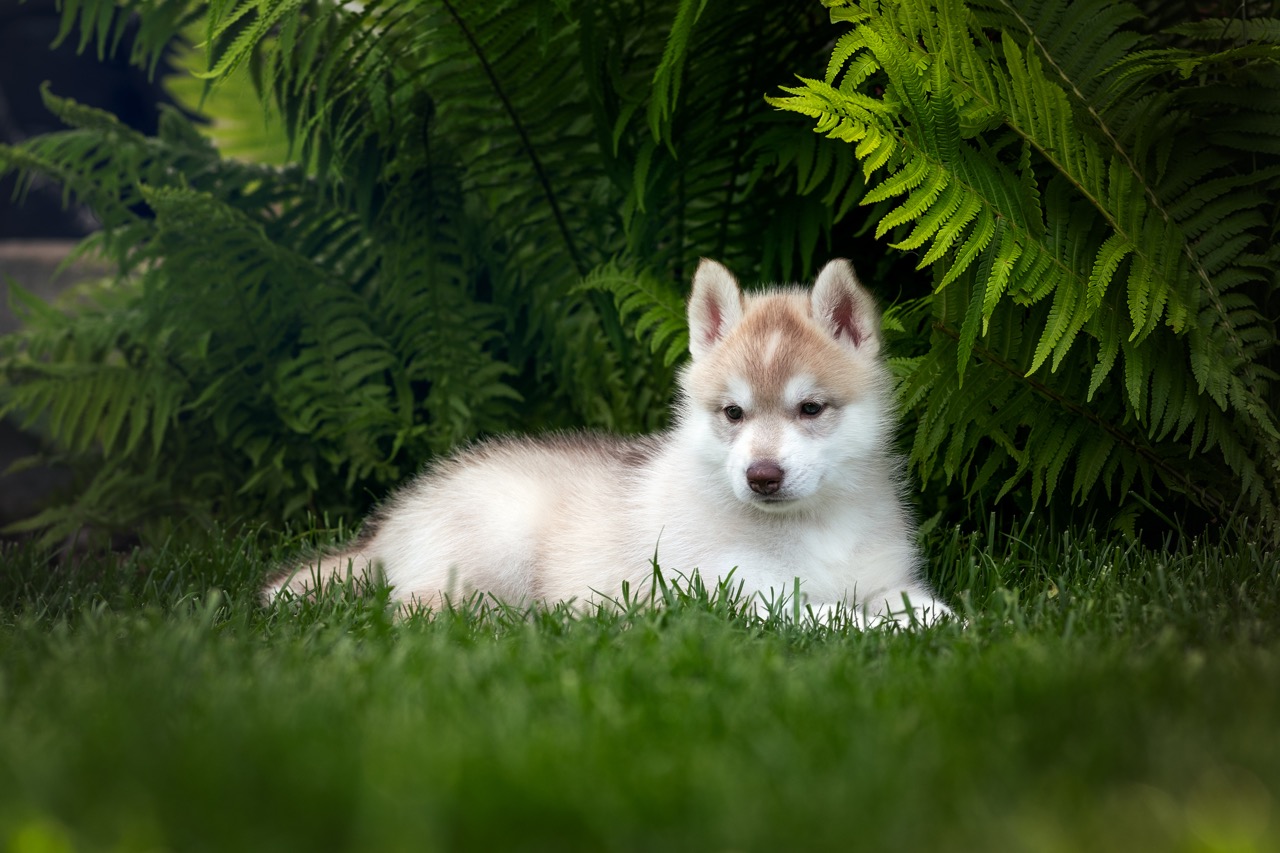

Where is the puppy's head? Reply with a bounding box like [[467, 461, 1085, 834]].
[[679, 259, 893, 510]]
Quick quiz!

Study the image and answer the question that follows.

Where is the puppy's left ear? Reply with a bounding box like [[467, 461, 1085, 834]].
[[811, 259, 881, 356]]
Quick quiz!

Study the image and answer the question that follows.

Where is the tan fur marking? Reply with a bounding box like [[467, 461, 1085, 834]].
[[684, 289, 877, 410]]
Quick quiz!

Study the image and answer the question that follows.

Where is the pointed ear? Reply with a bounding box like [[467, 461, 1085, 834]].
[[688, 259, 745, 361], [811, 259, 881, 355]]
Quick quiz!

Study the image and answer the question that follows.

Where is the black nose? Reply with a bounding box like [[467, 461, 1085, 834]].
[[747, 461, 784, 495]]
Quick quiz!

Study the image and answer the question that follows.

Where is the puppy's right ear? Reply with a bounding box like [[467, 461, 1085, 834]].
[[688, 259, 744, 361]]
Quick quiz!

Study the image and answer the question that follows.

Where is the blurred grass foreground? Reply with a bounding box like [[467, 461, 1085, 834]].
[[1, 521, 1278, 852]]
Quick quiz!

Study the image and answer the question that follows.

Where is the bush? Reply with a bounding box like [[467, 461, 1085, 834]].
[[0, 0, 859, 542], [771, 0, 1280, 538], [1, 0, 1276, 545]]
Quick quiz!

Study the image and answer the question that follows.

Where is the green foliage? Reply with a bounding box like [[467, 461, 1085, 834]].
[[6, 0, 1276, 545], [2, 86, 518, 541], [576, 261, 690, 367], [770, 0, 1280, 537], [0, 0, 859, 543]]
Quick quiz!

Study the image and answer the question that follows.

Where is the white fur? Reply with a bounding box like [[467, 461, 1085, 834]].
[[263, 259, 950, 627]]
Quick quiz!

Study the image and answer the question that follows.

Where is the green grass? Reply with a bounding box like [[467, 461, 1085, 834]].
[[1, 521, 1278, 852]]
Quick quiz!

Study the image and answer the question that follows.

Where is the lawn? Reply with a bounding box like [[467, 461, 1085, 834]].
[[1, 520, 1277, 852]]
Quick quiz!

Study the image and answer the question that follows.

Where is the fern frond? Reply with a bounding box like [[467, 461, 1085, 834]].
[[2, 0, 868, 540], [578, 261, 689, 368], [648, 0, 712, 140], [774, 0, 1280, 534]]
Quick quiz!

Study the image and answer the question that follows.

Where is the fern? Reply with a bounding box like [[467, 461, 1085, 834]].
[[0, 0, 863, 542], [772, 0, 1280, 536], [0, 82, 514, 539], [16, 0, 1266, 544], [577, 261, 690, 367]]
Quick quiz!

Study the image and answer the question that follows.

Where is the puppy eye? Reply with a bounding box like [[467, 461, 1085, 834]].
[[799, 401, 825, 417], [724, 405, 744, 422]]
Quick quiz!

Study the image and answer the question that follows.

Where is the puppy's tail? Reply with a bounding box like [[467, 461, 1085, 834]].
[[259, 547, 379, 606]]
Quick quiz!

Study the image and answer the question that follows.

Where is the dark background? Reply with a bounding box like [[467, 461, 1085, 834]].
[[0, 0, 173, 238]]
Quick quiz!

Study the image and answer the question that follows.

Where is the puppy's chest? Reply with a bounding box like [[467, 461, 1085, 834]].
[[655, 512, 863, 581]]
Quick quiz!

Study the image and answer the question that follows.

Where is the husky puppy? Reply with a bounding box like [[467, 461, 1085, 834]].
[[263, 259, 949, 626]]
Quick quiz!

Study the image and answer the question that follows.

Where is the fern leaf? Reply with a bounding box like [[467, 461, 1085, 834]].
[[578, 261, 689, 368], [648, 0, 711, 141]]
